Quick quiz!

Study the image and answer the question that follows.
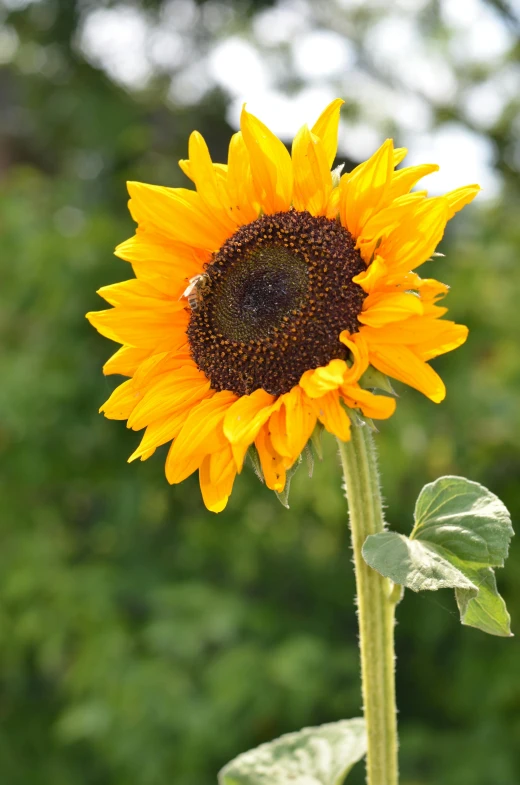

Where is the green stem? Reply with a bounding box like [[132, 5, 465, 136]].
[[337, 424, 399, 785]]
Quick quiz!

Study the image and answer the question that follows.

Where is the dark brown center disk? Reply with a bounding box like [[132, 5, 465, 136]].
[[187, 210, 367, 397]]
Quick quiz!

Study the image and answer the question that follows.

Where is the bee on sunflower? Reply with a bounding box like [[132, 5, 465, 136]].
[[87, 99, 478, 512]]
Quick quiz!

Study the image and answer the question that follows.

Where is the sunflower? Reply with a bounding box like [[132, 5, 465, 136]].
[[87, 99, 478, 512]]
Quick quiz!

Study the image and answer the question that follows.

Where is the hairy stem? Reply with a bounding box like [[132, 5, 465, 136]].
[[337, 425, 399, 785]]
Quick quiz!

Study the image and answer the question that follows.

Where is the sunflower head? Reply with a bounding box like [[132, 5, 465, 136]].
[[87, 99, 479, 512], [188, 209, 366, 397]]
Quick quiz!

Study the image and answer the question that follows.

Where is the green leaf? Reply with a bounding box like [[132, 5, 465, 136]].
[[362, 476, 513, 637], [453, 562, 512, 637], [413, 476, 513, 567], [218, 718, 366, 785], [362, 532, 477, 593]]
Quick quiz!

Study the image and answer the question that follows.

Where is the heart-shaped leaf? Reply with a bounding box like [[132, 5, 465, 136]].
[[218, 718, 366, 785], [361, 531, 477, 593], [362, 477, 513, 636], [413, 476, 512, 567]]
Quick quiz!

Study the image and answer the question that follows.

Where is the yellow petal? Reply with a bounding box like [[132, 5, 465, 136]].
[[115, 230, 206, 281], [311, 391, 351, 441], [165, 440, 203, 487], [103, 346, 151, 377], [377, 196, 449, 273], [226, 131, 260, 224], [231, 441, 250, 474], [338, 331, 369, 382], [165, 391, 236, 484], [359, 291, 424, 327], [268, 405, 290, 458], [414, 277, 450, 303], [292, 125, 332, 215], [129, 269, 188, 299], [283, 386, 317, 459], [96, 278, 172, 307], [101, 352, 197, 419], [178, 158, 192, 179], [255, 424, 287, 492], [311, 98, 344, 168], [341, 384, 396, 420], [179, 158, 228, 183], [360, 315, 455, 346], [223, 388, 277, 445], [444, 184, 480, 219], [386, 163, 439, 203], [127, 181, 230, 251], [340, 139, 394, 238], [368, 344, 446, 403], [199, 447, 236, 513], [384, 272, 449, 301], [355, 193, 425, 264], [352, 255, 388, 294], [413, 322, 468, 361], [267, 386, 317, 462], [128, 409, 188, 462], [86, 304, 188, 351], [139, 447, 156, 461], [209, 443, 236, 485], [299, 359, 347, 398], [100, 379, 141, 420], [187, 131, 237, 230], [393, 148, 407, 166], [130, 351, 193, 388], [240, 105, 293, 214], [127, 367, 211, 430], [326, 186, 341, 219]]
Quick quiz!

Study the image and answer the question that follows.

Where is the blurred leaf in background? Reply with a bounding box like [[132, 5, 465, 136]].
[[0, 1, 519, 784]]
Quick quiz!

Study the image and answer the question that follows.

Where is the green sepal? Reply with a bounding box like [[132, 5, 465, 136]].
[[218, 718, 367, 785], [343, 401, 378, 433], [310, 421, 324, 460], [358, 366, 397, 396], [346, 406, 366, 428], [304, 442, 314, 478], [362, 476, 514, 637], [247, 445, 264, 484], [273, 436, 315, 508], [275, 454, 302, 509]]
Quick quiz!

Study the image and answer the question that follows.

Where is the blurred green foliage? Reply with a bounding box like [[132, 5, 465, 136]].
[[0, 1, 519, 784]]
